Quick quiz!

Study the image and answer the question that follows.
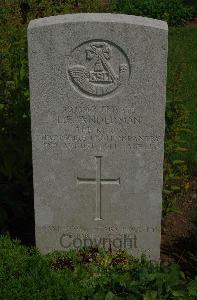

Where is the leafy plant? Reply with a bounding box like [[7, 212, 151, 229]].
[[0, 2, 34, 242], [0, 235, 197, 299], [115, 0, 194, 25]]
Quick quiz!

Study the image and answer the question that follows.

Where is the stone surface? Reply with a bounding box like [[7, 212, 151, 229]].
[[28, 13, 168, 260]]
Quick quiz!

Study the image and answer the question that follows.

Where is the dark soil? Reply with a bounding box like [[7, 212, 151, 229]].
[[52, 256, 74, 271], [185, 17, 197, 27], [161, 177, 197, 277]]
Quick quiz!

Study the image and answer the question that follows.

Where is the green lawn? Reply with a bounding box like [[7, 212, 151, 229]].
[[167, 26, 197, 175]]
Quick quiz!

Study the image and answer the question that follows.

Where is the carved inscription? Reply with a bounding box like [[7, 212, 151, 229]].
[[41, 224, 160, 234], [42, 134, 161, 151], [38, 224, 160, 254], [68, 40, 130, 98], [41, 104, 162, 152]]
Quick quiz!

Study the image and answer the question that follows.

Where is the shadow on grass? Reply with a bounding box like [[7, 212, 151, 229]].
[[161, 231, 197, 278]]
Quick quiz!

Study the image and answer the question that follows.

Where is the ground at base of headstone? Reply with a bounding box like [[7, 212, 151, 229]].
[[161, 176, 197, 278], [0, 234, 197, 299]]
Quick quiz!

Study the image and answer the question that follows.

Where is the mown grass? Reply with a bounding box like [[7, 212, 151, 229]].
[[167, 26, 197, 175]]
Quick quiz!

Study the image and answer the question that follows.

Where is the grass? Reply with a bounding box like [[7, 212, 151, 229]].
[[167, 26, 197, 175]]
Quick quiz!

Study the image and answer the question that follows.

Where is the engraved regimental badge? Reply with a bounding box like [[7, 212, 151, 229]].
[[68, 40, 130, 98]]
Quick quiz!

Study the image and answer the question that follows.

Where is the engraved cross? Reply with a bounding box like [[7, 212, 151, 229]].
[[77, 156, 120, 221]]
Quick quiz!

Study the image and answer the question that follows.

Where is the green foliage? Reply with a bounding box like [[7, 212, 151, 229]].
[[185, 0, 197, 15], [115, 0, 194, 25], [25, 0, 115, 19], [0, 235, 197, 299], [0, 2, 34, 240], [169, 27, 197, 174], [162, 27, 197, 215]]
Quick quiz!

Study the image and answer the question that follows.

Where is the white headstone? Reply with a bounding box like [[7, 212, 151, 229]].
[[28, 13, 168, 261]]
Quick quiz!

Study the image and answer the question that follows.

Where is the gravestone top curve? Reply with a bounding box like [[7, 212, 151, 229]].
[[28, 13, 168, 31]]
